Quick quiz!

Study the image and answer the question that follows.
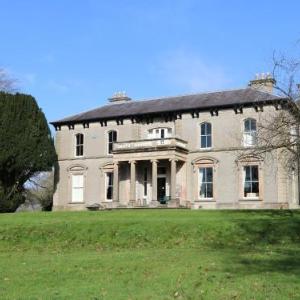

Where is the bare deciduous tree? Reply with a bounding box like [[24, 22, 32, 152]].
[[237, 48, 300, 201], [240, 51, 300, 163]]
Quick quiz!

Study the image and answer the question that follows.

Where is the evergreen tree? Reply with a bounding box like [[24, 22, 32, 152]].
[[0, 92, 57, 212]]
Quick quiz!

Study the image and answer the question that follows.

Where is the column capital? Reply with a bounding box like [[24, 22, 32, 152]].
[[169, 158, 178, 162], [113, 161, 119, 166], [129, 160, 136, 165], [151, 159, 158, 164]]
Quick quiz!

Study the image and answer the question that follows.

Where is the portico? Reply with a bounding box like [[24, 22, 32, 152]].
[[111, 137, 188, 207]]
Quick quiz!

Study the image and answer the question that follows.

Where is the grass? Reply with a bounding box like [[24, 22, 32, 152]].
[[0, 210, 300, 299]]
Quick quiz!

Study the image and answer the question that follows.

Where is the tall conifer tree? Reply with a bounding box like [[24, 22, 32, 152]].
[[0, 92, 56, 212]]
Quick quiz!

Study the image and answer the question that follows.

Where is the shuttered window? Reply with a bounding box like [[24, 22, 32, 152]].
[[72, 175, 84, 203]]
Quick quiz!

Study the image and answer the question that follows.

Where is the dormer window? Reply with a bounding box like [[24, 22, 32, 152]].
[[75, 133, 84, 157], [108, 130, 117, 154], [148, 128, 171, 139], [243, 118, 257, 147]]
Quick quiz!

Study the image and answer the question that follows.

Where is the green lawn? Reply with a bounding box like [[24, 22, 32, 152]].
[[0, 210, 300, 300]]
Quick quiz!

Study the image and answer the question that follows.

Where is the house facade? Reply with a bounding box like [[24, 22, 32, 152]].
[[51, 75, 299, 210]]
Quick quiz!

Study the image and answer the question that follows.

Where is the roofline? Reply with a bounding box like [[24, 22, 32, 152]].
[[50, 97, 288, 127]]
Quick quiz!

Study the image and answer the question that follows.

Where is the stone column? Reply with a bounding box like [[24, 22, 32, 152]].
[[151, 159, 158, 203], [170, 159, 177, 201], [130, 160, 136, 204], [113, 162, 119, 202]]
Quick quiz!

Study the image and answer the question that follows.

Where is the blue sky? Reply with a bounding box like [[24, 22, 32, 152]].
[[1, 0, 299, 124]]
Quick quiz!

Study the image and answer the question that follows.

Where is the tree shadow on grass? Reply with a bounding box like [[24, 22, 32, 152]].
[[221, 211, 300, 276], [223, 248, 300, 277]]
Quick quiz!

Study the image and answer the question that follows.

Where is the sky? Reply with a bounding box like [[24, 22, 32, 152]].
[[0, 0, 300, 125]]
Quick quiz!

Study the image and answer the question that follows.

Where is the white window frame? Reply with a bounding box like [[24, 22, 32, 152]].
[[105, 172, 113, 201], [148, 128, 172, 139], [243, 165, 259, 199], [200, 122, 212, 149], [71, 174, 84, 203], [74, 133, 84, 157], [107, 130, 117, 155], [243, 118, 257, 147], [199, 167, 213, 199]]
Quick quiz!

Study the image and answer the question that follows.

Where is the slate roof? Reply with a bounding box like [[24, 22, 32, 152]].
[[51, 88, 284, 125]]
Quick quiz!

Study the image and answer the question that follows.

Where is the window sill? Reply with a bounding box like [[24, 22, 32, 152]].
[[69, 201, 85, 204], [195, 198, 216, 202], [199, 147, 212, 151], [239, 198, 262, 202]]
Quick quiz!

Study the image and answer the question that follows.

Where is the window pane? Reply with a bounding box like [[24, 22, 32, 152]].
[[206, 167, 213, 182], [200, 182, 206, 198], [113, 131, 117, 141], [107, 187, 112, 200], [106, 173, 113, 200], [251, 166, 259, 181], [244, 166, 251, 181], [108, 173, 113, 185], [244, 182, 251, 197], [108, 142, 113, 154], [252, 182, 259, 194], [201, 136, 207, 148], [244, 119, 250, 131], [199, 168, 206, 182], [201, 124, 206, 135], [206, 183, 213, 198], [251, 120, 256, 131], [206, 123, 211, 135], [207, 136, 212, 148]]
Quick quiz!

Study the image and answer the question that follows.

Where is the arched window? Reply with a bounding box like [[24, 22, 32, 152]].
[[243, 118, 257, 146], [75, 133, 84, 157], [200, 122, 212, 148], [108, 130, 117, 154]]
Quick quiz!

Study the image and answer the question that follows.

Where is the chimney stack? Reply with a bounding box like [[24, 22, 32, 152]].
[[248, 72, 276, 94], [108, 91, 132, 104]]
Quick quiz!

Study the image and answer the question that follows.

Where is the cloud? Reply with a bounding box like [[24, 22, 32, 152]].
[[154, 50, 232, 93]]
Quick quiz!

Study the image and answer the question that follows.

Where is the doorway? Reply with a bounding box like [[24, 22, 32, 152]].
[[157, 177, 166, 203]]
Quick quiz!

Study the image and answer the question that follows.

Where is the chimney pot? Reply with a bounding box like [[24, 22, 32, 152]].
[[248, 72, 276, 94], [108, 91, 132, 104]]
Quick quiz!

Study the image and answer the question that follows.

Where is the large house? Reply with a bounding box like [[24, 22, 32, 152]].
[[51, 75, 299, 210]]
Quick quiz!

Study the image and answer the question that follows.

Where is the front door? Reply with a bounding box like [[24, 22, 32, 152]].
[[157, 177, 166, 203]]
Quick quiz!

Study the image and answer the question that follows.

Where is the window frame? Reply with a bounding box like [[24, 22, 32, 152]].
[[237, 158, 263, 201], [74, 133, 84, 157], [243, 165, 259, 199], [71, 174, 85, 203], [200, 122, 212, 149], [147, 127, 172, 139], [107, 130, 117, 155], [243, 118, 257, 147], [105, 172, 114, 201], [198, 166, 214, 199]]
